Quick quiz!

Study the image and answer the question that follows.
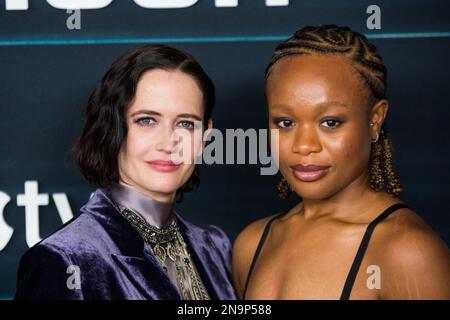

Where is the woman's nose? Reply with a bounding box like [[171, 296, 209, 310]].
[[291, 124, 322, 155], [155, 125, 178, 153]]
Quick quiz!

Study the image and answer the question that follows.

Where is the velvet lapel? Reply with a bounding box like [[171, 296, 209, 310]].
[[84, 188, 181, 300], [111, 248, 181, 300], [176, 214, 234, 300]]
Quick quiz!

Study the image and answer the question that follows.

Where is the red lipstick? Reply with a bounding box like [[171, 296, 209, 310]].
[[146, 160, 181, 172]]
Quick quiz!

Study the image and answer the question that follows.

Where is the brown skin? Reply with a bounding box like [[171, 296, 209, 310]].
[[232, 55, 450, 299]]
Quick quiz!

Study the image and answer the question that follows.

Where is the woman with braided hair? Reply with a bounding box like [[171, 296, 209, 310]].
[[233, 25, 450, 300]]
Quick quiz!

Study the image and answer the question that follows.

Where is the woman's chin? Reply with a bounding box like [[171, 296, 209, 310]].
[[147, 185, 178, 195], [292, 185, 337, 201]]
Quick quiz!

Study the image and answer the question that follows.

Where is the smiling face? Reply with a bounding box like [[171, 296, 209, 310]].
[[267, 54, 387, 200], [118, 69, 209, 202]]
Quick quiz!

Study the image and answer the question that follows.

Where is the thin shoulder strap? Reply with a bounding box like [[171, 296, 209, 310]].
[[340, 203, 410, 300], [242, 210, 287, 300]]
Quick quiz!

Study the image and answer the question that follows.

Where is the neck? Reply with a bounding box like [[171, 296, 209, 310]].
[[299, 170, 384, 222], [119, 178, 177, 203], [110, 182, 175, 228]]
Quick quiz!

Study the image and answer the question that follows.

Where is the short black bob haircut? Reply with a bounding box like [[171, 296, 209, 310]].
[[73, 44, 215, 200]]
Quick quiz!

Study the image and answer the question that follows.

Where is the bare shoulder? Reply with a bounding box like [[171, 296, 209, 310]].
[[375, 206, 450, 299], [379, 206, 448, 259], [232, 213, 280, 298], [234, 215, 275, 253]]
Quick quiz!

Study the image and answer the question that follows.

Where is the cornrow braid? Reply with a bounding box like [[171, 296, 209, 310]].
[[369, 125, 403, 196], [268, 25, 402, 196]]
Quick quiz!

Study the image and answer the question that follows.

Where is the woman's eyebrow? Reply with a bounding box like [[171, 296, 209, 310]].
[[129, 109, 161, 117], [128, 110, 202, 121], [177, 113, 202, 121], [315, 101, 348, 108], [270, 101, 348, 109]]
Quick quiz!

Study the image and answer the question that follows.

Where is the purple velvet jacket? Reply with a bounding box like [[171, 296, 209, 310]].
[[14, 188, 237, 300]]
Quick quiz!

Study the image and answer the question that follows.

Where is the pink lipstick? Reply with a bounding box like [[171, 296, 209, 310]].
[[290, 164, 330, 182]]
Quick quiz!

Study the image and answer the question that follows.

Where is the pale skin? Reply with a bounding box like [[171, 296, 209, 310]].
[[118, 69, 212, 203], [232, 55, 450, 300]]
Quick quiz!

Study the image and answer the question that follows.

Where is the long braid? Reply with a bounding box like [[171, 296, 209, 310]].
[[380, 127, 403, 196], [270, 25, 402, 197]]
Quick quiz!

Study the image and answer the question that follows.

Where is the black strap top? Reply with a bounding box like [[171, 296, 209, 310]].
[[242, 203, 410, 300]]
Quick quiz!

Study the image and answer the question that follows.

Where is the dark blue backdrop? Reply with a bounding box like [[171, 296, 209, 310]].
[[1, 0, 449, 299]]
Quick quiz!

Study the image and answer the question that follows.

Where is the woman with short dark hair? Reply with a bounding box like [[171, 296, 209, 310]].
[[15, 44, 236, 300]]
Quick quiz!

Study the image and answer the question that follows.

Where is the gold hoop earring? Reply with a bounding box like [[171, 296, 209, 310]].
[[371, 131, 380, 143], [277, 177, 293, 199]]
